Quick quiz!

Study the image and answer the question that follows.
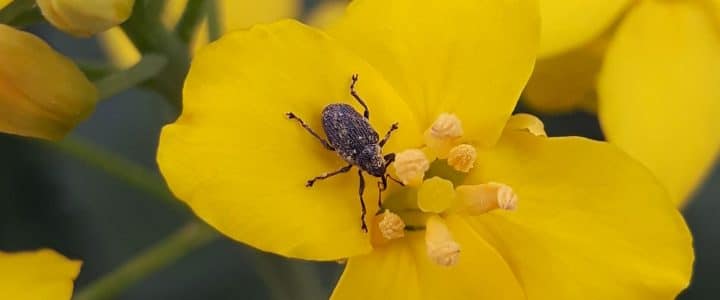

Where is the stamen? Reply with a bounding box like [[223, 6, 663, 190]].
[[455, 182, 518, 214], [446, 144, 477, 172], [377, 210, 405, 240], [417, 177, 455, 213], [505, 113, 547, 137], [424, 113, 464, 158], [371, 210, 406, 247], [392, 149, 430, 187], [425, 215, 460, 267]]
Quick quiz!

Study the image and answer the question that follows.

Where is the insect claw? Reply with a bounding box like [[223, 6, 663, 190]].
[[285, 112, 296, 119], [306, 180, 315, 187], [361, 222, 368, 233]]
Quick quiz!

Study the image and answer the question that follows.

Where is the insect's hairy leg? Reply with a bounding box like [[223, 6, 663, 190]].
[[285, 112, 335, 150], [306, 164, 353, 187], [379, 123, 399, 147], [350, 74, 370, 119], [358, 169, 368, 232]]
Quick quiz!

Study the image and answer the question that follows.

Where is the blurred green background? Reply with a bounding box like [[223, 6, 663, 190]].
[[1, 1, 717, 299]]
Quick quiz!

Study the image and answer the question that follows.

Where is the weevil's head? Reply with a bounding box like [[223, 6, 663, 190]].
[[358, 144, 386, 177]]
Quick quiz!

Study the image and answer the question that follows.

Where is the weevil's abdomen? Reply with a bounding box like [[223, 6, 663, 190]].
[[321, 103, 379, 163]]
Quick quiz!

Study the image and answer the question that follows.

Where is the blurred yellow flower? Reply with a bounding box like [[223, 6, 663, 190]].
[[157, 0, 693, 299], [525, 0, 720, 206], [0, 0, 10, 9], [0, 24, 97, 140], [36, 0, 135, 37], [0, 249, 81, 300], [98, 0, 300, 68]]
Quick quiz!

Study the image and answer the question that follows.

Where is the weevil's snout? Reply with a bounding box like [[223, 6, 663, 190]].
[[359, 145, 386, 177]]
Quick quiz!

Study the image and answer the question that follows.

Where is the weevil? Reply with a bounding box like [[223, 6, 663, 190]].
[[286, 74, 402, 232]]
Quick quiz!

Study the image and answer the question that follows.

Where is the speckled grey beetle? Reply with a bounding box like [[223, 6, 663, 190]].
[[286, 74, 402, 232]]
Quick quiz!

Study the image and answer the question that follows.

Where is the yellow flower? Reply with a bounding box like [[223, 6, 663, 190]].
[[525, 0, 720, 206], [0, 249, 81, 300], [157, 0, 693, 298], [0, 0, 10, 9], [0, 24, 97, 140], [36, 0, 135, 37], [98, 0, 300, 68]]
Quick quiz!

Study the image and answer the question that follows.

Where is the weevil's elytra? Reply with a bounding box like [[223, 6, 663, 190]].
[[285, 74, 402, 232]]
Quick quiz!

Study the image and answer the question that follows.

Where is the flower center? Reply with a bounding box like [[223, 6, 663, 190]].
[[373, 113, 520, 267]]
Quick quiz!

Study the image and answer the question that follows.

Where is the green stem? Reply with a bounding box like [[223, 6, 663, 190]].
[[121, 0, 189, 110], [174, 0, 207, 43], [205, 0, 222, 42], [73, 222, 219, 300], [51, 135, 183, 210], [93, 54, 168, 100], [252, 252, 327, 300]]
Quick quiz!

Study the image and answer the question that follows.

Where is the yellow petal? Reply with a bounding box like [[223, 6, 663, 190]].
[[190, 0, 301, 53], [598, 0, 720, 205], [466, 131, 693, 299], [36, 0, 135, 37], [0, 0, 11, 10], [538, 0, 630, 58], [97, 27, 141, 69], [0, 249, 82, 300], [524, 34, 608, 113], [0, 25, 97, 140], [158, 20, 422, 260], [331, 216, 524, 300], [328, 0, 539, 147]]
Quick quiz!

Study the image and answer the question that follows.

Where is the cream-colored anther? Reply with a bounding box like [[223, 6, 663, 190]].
[[505, 113, 547, 137], [425, 216, 460, 267], [377, 210, 405, 240], [446, 144, 477, 172], [392, 149, 430, 187], [455, 182, 518, 214], [424, 113, 464, 158]]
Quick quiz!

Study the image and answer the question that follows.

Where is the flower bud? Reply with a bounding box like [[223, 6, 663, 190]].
[[37, 0, 135, 37], [0, 25, 97, 140]]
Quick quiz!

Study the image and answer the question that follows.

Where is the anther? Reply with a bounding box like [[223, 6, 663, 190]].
[[424, 113, 464, 158], [505, 113, 547, 137], [455, 182, 518, 214], [446, 144, 477, 172], [425, 216, 460, 267], [392, 149, 430, 187], [377, 210, 405, 240]]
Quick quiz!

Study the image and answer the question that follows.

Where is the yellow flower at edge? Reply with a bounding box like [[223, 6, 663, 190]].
[[524, 0, 720, 206], [0, 24, 97, 140], [0, 249, 81, 300], [36, 0, 135, 37], [98, 0, 300, 68], [0, 0, 10, 10], [157, 0, 693, 299]]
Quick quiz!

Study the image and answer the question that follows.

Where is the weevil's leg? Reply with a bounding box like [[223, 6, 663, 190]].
[[377, 175, 388, 208], [358, 169, 368, 232], [350, 74, 370, 119], [379, 123, 399, 147], [387, 174, 405, 186], [286, 112, 334, 151], [383, 153, 396, 167], [306, 164, 353, 187]]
